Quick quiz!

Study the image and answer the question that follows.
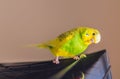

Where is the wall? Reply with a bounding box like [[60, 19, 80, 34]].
[[0, 0, 119, 78]]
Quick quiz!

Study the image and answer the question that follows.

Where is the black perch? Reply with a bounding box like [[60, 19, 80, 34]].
[[0, 49, 112, 79]]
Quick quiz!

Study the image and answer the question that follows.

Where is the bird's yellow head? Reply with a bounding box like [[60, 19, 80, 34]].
[[79, 27, 101, 45]]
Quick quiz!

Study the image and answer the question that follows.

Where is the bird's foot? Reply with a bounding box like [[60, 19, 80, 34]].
[[80, 54, 87, 59], [53, 56, 60, 64], [73, 56, 80, 60], [53, 59, 60, 64]]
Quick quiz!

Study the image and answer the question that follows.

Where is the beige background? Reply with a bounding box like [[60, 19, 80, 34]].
[[0, 0, 119, 78]]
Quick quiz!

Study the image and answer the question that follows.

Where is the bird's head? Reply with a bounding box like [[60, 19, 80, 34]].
[[79, 27, 101, 45]]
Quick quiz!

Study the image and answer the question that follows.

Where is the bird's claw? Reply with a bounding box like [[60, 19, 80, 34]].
[[73, 54, 86, 60], [53, 56, 60, 64], [53, 59, 60, 64], [73, 56, 80, 60]]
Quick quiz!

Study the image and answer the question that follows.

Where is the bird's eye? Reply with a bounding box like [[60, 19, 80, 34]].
[[92, 33, 95, 35], [86, 33, 89, 36]]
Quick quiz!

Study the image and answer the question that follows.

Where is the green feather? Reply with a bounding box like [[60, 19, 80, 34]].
[[60, 32, 88, 55]]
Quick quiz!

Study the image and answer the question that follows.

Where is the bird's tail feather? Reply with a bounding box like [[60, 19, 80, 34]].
[[26, 43, 47, 48]]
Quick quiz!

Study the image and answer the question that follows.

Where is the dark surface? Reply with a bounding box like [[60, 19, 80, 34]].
[[0, 49, 112, 79]]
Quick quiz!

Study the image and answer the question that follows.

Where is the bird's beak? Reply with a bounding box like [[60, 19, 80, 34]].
[[94, 33, 101, 44]]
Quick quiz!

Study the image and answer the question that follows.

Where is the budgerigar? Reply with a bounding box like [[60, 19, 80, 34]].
[[35, 26, 101, 64]]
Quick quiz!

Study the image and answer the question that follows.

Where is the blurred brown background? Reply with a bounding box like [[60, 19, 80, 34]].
[[0, 0, 119, 78]]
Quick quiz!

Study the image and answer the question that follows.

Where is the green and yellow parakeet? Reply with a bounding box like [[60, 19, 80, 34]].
[[35, 26, 101, 64]]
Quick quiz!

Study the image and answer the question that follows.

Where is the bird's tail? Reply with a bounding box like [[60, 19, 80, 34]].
[[26, 43, 47, 48]]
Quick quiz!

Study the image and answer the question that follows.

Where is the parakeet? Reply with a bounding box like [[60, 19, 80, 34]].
[[35, 26, 101, 64]]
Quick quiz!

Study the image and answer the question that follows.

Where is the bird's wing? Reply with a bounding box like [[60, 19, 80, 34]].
[[57, 29, 77, 42], [43, 28, 77, 48], [46, 29, 76, 48]]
